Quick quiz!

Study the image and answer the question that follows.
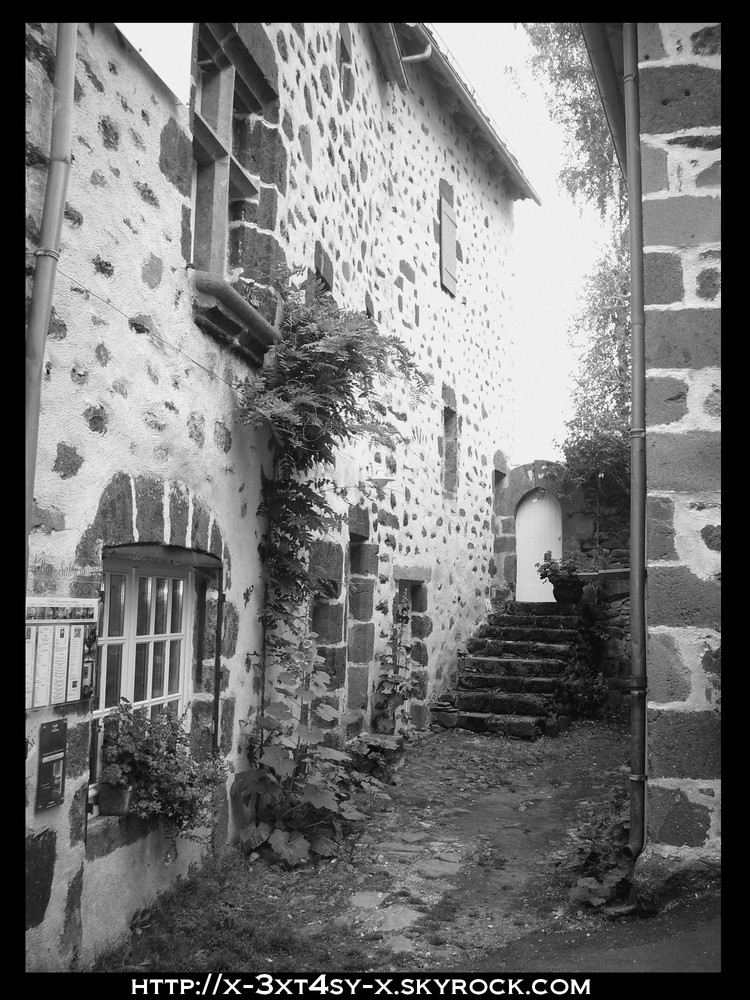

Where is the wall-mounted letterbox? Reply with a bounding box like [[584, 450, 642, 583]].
[[36, 719, 68, 811]]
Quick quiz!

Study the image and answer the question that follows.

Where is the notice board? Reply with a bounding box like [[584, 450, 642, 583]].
[[25, 598, 99, 709]]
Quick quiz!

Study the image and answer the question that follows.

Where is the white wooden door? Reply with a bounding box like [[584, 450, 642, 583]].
[[515, 489, 562, 602]]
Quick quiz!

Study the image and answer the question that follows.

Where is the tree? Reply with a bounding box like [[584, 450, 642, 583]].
[[520, 22, 626, 218], [557, 226, 631, 506]]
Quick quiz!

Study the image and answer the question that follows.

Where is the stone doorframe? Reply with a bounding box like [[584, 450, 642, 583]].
[[492, 459, 568, 601]]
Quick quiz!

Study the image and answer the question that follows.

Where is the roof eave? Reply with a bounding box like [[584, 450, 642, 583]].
[[580, 22, 628, 181], [404, 23, 541, 205]]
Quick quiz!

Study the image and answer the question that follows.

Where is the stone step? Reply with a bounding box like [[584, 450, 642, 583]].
[[460, 655, 566, 678], [509, 602, 583, 616], [474, 624, 580, 644], [457, 673, 558, 694], [454, 712, 544, 739], [486, 612, 583, 630], [466, 638, 572, 659], [448, 689, 555, 716]]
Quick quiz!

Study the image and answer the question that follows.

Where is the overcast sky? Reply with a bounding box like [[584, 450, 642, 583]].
[[115, 22, 608, 465]]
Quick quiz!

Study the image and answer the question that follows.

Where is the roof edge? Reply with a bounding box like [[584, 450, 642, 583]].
[[407, 23, 541, 205]]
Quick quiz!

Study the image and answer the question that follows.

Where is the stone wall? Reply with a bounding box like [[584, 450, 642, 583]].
[[638, 22, 721, 890], [25, 22, 270, 970], [26, 22, 527, 968]]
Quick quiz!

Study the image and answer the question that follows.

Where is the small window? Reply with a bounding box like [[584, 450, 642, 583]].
[[442, 406, 458, 496], [89, 557, 193, 794], [439, 195, 457, 295], [338, 23, 354, 105]]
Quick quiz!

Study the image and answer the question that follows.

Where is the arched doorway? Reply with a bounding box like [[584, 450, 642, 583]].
[[515, 489, 562, 602]]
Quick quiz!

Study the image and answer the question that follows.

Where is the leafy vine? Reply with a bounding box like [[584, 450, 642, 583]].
[[232, 276, 430, 863]]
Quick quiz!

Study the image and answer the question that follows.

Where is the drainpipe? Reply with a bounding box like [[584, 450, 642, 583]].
[[213, 568, 225, 751], [622, 22, 648, 862], [25, 23, 77, 576], [402, 25, 433, 63]]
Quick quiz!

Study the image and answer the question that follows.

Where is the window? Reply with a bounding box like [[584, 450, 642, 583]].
[[338, 23, 354, 105], [439, 195, 457, 295], [90, 557, 193, 789], [442, 406, 458, 496], [191, 23, 262, 274]]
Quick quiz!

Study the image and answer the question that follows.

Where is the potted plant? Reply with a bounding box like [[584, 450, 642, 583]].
[[98, 699, 227, 843], [97, 761, 133, 816], [535, 550, 585, 604]]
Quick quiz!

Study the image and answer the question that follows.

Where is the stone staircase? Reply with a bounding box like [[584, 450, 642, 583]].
[[432, 602, 589, 739]]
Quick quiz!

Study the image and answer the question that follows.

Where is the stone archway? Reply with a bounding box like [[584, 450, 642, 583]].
[[515, 488, 562, 602]]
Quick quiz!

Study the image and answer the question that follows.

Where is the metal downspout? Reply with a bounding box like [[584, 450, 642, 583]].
[[25, 23, 77, 576], [213, 569, 225, 751], [622, 22, 648, 862]]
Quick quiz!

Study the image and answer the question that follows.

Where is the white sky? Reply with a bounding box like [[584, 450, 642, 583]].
[[116, 22, 609, 465]]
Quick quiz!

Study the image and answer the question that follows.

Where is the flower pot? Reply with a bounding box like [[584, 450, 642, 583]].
[[430, 704, 459, 729], [552, 581, 584, 604], [97, 782, 132, 816]]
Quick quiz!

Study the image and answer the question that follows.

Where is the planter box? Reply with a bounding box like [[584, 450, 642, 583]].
[[97, 783, 132, 816]]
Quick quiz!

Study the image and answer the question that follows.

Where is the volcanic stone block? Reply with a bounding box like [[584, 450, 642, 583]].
[[645, 307, 720, 368], [312, 600, 345, 644], [647, 431, 720, 491], [648, 786, 711, 847], [648, 708, 721, 779], [349, 542, 378, 577], [646, 495, 677, 560], [643, 196, 721, 250], [647, 376, 688, 425], [348, 622, 375, 664], [647, 632, 691, 703], [349, 578, 375, 622], [640, 65, 721, 133], [644, 253, 684, 305], [648, 566, 720, 629], [309, 540, 344, 597]]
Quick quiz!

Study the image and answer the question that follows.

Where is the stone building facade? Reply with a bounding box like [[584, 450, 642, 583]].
[[638, 22, 721, 894], [25, 22, 538, 969]]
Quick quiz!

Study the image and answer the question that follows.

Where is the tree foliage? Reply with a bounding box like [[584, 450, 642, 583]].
[[520, 22, 626, 218], [557, 227, 631, 504]]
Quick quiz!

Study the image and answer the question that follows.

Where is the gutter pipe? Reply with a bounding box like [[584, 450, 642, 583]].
[[580, 23, 628, 180], [622, 22, 648, 862], [406, 22, 541, 205], [25, 23, 78, 577]]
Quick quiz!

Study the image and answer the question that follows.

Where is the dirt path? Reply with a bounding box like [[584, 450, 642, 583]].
[[341, 712, 632, 965], [103, 711, 637, 973]]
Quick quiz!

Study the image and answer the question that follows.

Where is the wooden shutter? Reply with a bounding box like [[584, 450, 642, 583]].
[[440, 195, 457, 295]]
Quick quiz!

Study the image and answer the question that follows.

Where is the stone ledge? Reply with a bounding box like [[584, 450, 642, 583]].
[[191, 269, 281, 368]]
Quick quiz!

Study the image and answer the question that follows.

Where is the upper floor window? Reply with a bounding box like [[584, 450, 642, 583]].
[[439, 195, 457, 296], [338, 23, 354, 105], [191, 23, 264, 274]]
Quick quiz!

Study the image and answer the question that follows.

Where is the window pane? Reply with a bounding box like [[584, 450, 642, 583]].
[[94, 645, 104, 709], [104, 645, 122, 708], [170, 580, 184, 634], [107, 575, 126, 637], [154, 578, 169, 635], [168, 639, 181, 695], [152, 641, 166, 698], [136, 578, 153, 635], [134, 643, 149, 703]]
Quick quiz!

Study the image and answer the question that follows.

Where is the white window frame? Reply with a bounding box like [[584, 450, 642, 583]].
[[89, 557, 195, 801]]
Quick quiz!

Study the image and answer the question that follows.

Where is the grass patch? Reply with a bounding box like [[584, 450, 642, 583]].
[[91, 853, 386, 974]]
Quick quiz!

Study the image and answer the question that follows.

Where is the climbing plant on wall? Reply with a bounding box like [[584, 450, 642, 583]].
[[232, 276, 430, 861]]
